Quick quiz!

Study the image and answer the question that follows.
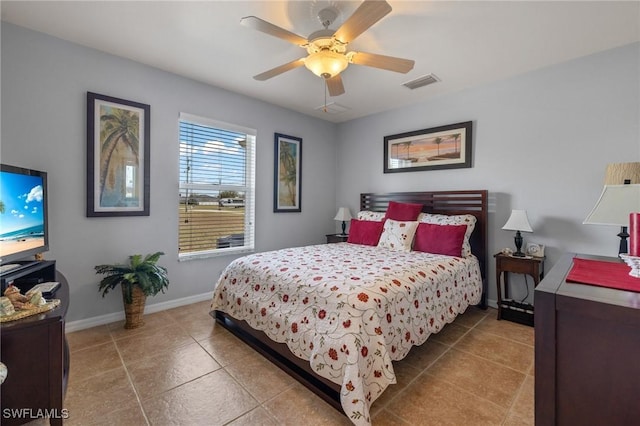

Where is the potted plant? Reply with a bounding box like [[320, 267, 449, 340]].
[[95, 251, 169, 329]]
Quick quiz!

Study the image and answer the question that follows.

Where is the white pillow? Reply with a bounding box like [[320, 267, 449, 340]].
[[418, 213, 477, 257], [357, 210, 386, 222], [377, 219, 419, 252]]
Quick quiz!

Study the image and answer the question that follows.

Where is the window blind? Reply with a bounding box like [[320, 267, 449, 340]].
[[178, 113, 256, 259]]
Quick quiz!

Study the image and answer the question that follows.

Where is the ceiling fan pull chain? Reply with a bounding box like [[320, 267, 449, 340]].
[[323, 79, 328, 113]]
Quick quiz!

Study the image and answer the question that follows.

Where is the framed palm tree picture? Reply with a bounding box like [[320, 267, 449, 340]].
[[87, 92, 150, 216], [383, 121, 473, 173], [274, 133, 302, 213]]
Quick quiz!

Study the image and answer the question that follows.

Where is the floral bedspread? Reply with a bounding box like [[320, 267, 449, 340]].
[[210, 243, 482, 425]]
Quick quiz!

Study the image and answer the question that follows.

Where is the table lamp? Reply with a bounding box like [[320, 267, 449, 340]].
[[600, 162, 640, 255], [583, 184, 640, 254], [334, 207, 352, 236], [502, 209, 533, 257]]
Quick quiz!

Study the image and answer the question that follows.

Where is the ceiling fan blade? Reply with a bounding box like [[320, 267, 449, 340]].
[[240, 16, 308, 46], [333, 0, 392, 44], [350, 51, 415, 73], [326, 75, 345, 97], [253, 58, 306, 81]]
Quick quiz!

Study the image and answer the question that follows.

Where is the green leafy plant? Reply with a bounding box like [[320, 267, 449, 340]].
[[95, 251, 169, 304]]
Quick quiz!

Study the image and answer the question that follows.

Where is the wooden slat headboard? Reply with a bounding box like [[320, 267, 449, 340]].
[[360, 190, 488, 309]]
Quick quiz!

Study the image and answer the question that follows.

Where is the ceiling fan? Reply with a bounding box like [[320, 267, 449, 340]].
[[241, 0, 415, 96]]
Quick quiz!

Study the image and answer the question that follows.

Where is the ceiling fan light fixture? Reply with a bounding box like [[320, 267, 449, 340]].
[[304, 50, 349, 79]]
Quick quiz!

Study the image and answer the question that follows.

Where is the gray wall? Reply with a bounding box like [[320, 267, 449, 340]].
[[2, 22, 639, 322], [336, 42, 640, 304], [1, 23, 338, 323]]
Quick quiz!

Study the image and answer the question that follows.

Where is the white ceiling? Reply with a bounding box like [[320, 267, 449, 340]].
[[2, 1, 639, 123]]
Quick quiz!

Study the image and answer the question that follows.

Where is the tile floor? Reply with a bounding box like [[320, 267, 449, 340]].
[[55, 302, 533, 425]]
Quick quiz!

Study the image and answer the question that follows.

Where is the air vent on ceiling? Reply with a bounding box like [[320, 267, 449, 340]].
[[314, 102, 350, 114], [402, 74, 440, 90]]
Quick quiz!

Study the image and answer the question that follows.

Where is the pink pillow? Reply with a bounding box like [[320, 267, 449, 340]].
[[385, 201, 423, 221], [413, 223, 467, 257], [347, 219, 385, 246]]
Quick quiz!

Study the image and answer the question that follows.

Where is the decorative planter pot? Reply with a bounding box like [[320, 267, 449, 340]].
[[122, 286, 147, 329]]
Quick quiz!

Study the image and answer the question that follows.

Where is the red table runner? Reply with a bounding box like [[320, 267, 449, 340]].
[[566, 257, 640, 293]]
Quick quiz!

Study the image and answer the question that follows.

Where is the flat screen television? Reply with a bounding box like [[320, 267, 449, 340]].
[[0, 164, 49, 265]]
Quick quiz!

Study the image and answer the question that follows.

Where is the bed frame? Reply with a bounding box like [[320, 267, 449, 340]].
[[214, 190, 488, 412]]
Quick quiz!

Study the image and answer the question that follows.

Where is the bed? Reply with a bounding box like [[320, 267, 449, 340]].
[[210, 190, 488, 425]]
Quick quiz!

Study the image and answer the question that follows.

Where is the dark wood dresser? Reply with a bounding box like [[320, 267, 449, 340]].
[[1, 265, 70, 425], [535, 253, 640, 425]]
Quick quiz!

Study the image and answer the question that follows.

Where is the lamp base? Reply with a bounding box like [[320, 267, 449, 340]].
[[512, 230, 525, 257], [618, 226, 629, 255]]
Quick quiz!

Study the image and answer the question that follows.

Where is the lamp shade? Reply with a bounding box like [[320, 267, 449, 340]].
[[583, 184, 640, 226], [304, 50, 349, 78], [604, 162, 640, 184], [502, 210, 533, 232], [334, 207, 352, 222]]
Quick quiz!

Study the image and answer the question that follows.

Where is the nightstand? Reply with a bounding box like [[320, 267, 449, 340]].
[[326, 234, 348, 244], [494, 253, 545, 326]]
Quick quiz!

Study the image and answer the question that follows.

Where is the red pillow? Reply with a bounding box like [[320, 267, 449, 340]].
[[413, 223, 467, 257], [347, 219, 385, 246], [385, 201, 423, 221]]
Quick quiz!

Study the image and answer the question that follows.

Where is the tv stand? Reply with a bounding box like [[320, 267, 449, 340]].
[[0, 263, 69, 425], [0, 260, 56, 293]]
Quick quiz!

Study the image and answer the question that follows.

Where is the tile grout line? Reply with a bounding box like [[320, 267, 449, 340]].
[[114, 311, 214, 416], [372, 343, 454, 421], [376, 409, 412, 425], [374, 310, 531, 423], [372, 313, 485, 417], [110, 327, 152, 426], [419, 313, 519, 418], [65, 305, 533, 425], [500, 373, 530, 425], [190, 321, 265, 425], [218, 364, 263, 423], [450, 314, 534, 424], [63, 308, 216, 424]]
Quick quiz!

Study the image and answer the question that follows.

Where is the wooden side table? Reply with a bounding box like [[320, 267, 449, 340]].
[[1, 268, 69, 425], [326, 234, 348, 244], [494, 253, 545, 325]]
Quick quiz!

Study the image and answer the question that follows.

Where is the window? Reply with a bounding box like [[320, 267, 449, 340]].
[[178, 113, 256, 259]]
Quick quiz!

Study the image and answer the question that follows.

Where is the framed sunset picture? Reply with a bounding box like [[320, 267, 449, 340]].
[[274, 133, 302, 213], [383, 121, 472, 173]]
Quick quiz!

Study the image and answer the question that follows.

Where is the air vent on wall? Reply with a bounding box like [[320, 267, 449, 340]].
[[402, 73, 440, 90], [314, 102, 350, 114]]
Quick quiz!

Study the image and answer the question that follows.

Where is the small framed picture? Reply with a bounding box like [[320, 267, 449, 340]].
[[273, 133, 302, 213], [526, 243, 545, 257]]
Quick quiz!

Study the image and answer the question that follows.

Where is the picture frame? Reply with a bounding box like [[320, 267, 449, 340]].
[[87, 92, 150, 217], [383, 121, 473, 173], [274, 133, 302, 213]]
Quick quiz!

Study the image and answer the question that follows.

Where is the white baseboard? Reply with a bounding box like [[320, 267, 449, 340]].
[[487, 298, 498, 309], [65, 292, 213, 333]]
